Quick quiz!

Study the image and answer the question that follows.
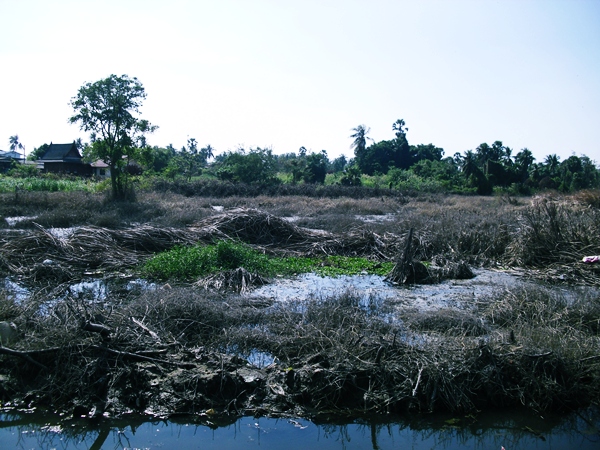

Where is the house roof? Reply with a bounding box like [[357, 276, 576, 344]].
[[40, 142, 82, 162], [0, 150, 24, 159], [90, 160, 109, 168]]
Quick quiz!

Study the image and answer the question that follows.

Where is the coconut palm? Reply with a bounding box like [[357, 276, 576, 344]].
[[544, 154, 560, 177], [349, 124, 372, 155], [460, 150, 478, 178], [9, 135, 25, 161], [199, 144, 214, 167]]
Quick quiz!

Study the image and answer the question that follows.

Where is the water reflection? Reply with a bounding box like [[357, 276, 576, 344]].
[[0, 408, 598, 449], [249, 269, 526, 313], [2, 276, 157, 307]]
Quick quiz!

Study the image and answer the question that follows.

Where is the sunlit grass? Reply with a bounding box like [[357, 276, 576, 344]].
[[142, 240, 393, 281], [0, 176, 101, 193]]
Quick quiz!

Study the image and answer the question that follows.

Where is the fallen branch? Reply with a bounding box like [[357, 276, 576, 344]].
[[0, 346, 48, 370]]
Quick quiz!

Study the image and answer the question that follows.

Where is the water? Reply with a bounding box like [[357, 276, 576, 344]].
[[4, 216, 37, 227], [2, 276, 157, 306], [249, 269, 524, 312], [0, 408, 598, 449], [250, 273, 399, 309]]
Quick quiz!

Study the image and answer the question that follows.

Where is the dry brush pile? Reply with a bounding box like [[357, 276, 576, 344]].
[[1, 283, 598, 420], [0, 208, 403, 284]]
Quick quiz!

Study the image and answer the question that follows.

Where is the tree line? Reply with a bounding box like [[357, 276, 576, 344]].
[[12, 74, 600, 199]]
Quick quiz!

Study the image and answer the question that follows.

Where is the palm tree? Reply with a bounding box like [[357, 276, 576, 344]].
[[544, 154, 560, 177], [513, 148, 535, 182], [200, 144, 214, 166], [349, 124, 372, 155], [392, 119, 408, 138], [460, 150, 479, 178], [9, 135, 25, 162]]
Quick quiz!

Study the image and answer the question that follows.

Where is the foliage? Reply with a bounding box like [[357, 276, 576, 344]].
[[136, 145, 175, 174], [8, 135, 25, 160], [387, 168, 446, 193], [27, 143, 50, 161], [6, 161, 40, 178], [302, 150, 328, 184], [354, 119, 413, 175], [453, 142, 600, 195], [349, 124, 372, 159], [339, 164, 363, 186], [329, 154, 348, 173], [142, 241, 270, 280], [163, 138, 207, 181], [215, 147, 279, 185], [0, 175, 99, 193], [412, 143, 444, 162], [142, 240, 393, 281], [69, 74, 157, 200]]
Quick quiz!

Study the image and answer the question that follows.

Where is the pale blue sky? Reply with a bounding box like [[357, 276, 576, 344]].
[[1, 0, 599, 164]]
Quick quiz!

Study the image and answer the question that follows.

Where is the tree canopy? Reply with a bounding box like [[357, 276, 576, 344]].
[[69, 74, 156, 199]]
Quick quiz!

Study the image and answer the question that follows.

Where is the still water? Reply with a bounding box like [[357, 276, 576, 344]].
[[1, 408, 598, 450]]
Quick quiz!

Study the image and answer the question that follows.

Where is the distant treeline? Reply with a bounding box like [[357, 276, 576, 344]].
[[23, 119, 599, 196]]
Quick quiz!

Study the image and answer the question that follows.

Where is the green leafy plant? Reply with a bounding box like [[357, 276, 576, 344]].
[[142, 240, 392, 281]]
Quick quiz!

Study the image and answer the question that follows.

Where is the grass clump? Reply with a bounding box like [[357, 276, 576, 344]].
[[142, 240, 271, 280], [312, 256, 393, 277], [142, 240, 392, 281]]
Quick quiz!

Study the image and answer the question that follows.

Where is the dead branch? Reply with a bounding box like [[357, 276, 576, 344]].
[[0, 346, 48, 370]]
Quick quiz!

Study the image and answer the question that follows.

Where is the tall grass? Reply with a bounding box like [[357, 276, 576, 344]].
[[506, 197, 600, 267], [0, 176, 101, 193]]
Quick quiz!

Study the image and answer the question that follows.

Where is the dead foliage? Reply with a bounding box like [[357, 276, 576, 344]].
[[505, 197, 600, 286], [0, 278, 599, 421], [190, 208, 397, 258], [1, 194, 600, 422], [404, 309, 489, 336], [573, 189, 600, 209], [0, 208, 402, 284], [0, 225, 204, 282], [195, 267, 270, 293], [386, 228, 474, 285]]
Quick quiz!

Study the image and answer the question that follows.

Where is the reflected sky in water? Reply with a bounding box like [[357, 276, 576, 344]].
[[1, 409, 598, 450]]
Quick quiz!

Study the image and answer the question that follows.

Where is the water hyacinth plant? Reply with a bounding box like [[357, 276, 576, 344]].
[[142, 240, 393, 281]]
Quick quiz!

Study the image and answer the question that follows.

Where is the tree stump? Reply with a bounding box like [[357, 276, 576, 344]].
[[386, 228, 430, 284]]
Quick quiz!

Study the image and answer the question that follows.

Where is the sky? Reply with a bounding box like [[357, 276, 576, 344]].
[[1, 0, 599, 165]]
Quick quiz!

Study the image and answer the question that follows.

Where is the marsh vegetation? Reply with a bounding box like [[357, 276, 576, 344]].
[[0, 188, 599, 426]]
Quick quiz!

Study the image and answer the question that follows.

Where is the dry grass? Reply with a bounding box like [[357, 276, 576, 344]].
[[1, 279, 599, 418], [2, 192, 599, 287], [1, 190, 600, 420]]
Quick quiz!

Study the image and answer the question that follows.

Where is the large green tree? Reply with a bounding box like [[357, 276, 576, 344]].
[[69, 74, 157, 199], [28, 143, 49, 161], [216, 147, 278, 185], [354, 119, 414, 175], [303, 150, 329, 184]]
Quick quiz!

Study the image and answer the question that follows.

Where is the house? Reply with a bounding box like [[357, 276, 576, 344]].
[[0, 149, 25, 172], [90, 160, 110, 178], [39, 142, 92, 176]]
